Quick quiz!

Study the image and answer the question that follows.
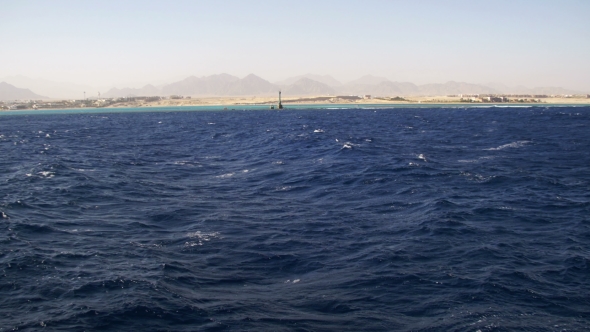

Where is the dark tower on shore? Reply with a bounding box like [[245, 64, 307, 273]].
[[278, 90, 283, 109]]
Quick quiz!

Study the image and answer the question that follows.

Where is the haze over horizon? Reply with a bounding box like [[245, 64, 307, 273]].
[[2, 0, 589, 91]]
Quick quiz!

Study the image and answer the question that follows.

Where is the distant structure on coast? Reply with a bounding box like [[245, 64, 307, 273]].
[[270, 90, 284, 110]]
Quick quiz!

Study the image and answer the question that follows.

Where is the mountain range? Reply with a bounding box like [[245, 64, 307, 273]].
[[1, 74, 585, 101], [102, 74, 583, 98]]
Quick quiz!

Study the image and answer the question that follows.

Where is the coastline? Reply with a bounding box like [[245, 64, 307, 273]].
[[1, 95, 589, 114], [103, 95, 590, 108]]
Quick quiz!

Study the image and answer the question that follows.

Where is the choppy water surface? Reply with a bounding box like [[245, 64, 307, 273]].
[[1, 107, 589, 331]]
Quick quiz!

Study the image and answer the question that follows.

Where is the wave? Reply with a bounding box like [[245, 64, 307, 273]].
[[485, 140, 531, 151]]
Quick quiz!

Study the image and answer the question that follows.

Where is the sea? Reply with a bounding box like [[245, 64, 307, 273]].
[[1, 105, 589, 331]]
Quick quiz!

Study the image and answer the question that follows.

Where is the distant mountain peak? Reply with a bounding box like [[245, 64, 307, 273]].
[[203, 73, 240, 80], [275, 74, 342, 87], [243, 73, 262, 79], [294, 77, 316, 83], [282, 78, 336, 96], [0, 81, 48, 100], [346, 75, 391, 86]]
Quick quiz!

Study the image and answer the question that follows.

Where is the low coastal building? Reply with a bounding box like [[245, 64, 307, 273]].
[[8, 104, 27, 110]]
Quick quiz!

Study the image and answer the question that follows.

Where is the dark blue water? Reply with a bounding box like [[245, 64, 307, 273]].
[[1, 107, 589, 331]]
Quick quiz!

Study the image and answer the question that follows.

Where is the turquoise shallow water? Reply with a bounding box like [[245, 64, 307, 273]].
[[1, 103, 584, 116]]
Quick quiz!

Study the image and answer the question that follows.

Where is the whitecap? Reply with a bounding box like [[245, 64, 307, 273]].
[[173, 160, 200, 167], [216, 172, 235, 178], [74, 168, 96, 172], [485, 140, 530, 151], [38, 171, 55, 178], [458, 156, 495, 163], [185, 231, 221, 247], [314, 129, 324, 133]]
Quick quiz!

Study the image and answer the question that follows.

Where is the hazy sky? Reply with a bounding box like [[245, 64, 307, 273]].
[[2, 0, 589, 90]]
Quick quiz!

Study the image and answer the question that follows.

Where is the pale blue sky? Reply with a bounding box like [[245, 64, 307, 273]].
[[1, 0, 589, 90]]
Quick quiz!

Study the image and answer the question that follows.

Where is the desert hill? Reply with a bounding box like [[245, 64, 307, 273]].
[[0, 82, 47, 100]]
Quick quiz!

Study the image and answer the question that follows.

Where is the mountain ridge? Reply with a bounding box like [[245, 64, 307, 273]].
[[0, 82, 48, 100], [2, 74, 586, 100]]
